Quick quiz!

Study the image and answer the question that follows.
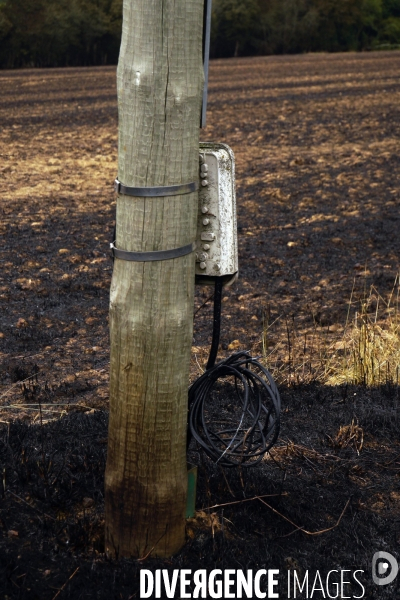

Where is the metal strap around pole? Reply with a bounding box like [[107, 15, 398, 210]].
[[110, 241, 196, 262], [112, 178, 198, 261], [115, 179, 198, 197]]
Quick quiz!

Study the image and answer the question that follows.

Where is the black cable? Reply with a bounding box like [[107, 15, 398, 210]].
[[189, 278, 281, 467], [206, 277, 223, 370], [111, 223, 116, 263], [188, 351, 281, 467]]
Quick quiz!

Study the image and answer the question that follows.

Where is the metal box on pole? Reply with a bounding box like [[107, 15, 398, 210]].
[[195, 142, 238, 286]]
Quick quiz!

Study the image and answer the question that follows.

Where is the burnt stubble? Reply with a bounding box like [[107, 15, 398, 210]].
[[1, 51, 400, 599]]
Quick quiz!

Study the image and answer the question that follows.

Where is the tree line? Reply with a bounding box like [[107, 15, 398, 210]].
[[0, 0, 122, 68], [0, 0, 399, 68], [212, 0, 400, 57]]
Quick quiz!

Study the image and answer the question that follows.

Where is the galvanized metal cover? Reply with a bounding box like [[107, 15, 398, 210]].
[[195, 142, 238, 286]]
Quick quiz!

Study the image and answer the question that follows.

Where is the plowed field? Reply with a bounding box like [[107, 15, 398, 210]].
[[1, 51, 400, 599]]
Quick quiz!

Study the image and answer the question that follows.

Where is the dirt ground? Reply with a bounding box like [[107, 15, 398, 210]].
[[1, 51, 400, 599]]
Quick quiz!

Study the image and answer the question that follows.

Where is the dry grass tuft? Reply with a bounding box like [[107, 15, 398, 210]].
[[186, 510, 222, 540], [267, 441, 342, 466], [327, 420, 364, 454], [325, 275, 400, 386], [260, 276, 400, 388]]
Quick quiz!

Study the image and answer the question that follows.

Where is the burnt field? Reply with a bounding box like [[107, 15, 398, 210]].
[[1, 51, 400, 598]]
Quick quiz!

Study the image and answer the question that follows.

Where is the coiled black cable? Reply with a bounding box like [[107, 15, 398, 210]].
[[188, 280, 281, 467]]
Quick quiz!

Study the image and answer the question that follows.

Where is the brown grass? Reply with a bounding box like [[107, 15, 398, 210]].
[[325, 275, 400, 386], [260, 275, 400, 387]]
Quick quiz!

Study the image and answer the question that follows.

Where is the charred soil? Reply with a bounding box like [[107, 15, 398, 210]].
[[1, 51, 400, 598]]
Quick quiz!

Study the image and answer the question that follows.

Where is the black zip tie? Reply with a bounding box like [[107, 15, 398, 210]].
[[114, 179, 198, 197], [110, 241, 196, 262]]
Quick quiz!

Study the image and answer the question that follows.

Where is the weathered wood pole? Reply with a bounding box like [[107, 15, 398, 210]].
[[104, 0, 204, 558]]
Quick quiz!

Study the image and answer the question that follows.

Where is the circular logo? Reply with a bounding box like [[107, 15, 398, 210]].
[[372, 552, 399, 586]]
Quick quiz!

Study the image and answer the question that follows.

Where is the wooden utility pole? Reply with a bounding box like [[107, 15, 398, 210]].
[[104, 0, 204, 558]]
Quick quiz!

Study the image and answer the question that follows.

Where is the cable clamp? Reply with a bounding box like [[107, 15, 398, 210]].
[[114, 179, 199, 197], [110, 241, 196, 262]]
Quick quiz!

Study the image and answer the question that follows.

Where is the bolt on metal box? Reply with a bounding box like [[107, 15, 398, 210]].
[[195, 142, 238, 286]]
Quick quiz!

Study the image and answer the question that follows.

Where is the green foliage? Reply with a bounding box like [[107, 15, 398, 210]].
[[0, 0, 122, 68], [382, 0, 400, 18], [212, 0, 260, 57], [212, 0, 400, 57], [377, 15, 400, 44], [0, 0, 400, 67]]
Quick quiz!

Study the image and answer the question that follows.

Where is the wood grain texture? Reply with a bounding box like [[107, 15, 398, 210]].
[[105, 0, 204, 558]]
